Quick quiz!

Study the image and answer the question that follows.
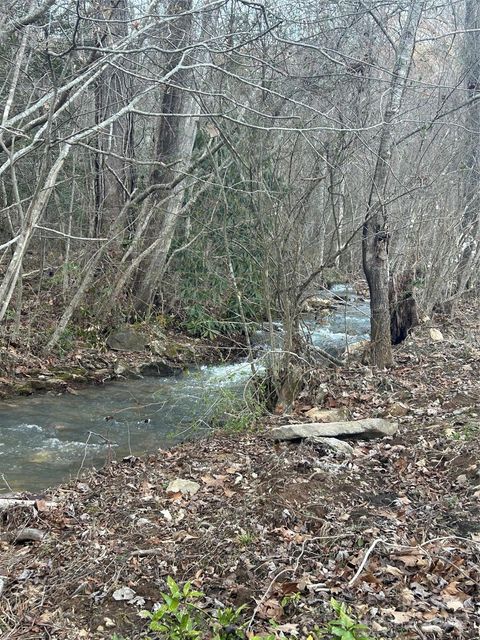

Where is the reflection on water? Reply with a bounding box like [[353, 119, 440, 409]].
[[0, 289, 369, 492]]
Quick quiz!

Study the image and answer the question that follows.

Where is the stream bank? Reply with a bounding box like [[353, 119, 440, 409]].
[[0, 286, 370, 493], [0, 327, 245, 399]]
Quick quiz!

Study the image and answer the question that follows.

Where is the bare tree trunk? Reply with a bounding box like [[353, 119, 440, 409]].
[[362, 0, 424, 368], [93, 0, 135, 240], [0, 146, 70, 322], [457, 0, 480, 294], [133, 0, 206, 314]]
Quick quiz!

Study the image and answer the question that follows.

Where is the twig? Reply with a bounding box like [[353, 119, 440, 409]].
[[348, 537, 385, 587], [87, 431, 118, 445], [246, 567, 292, 631], [1, 473, 14, 492], [77, 432, 118, 478], [130, 547, 166, 557]]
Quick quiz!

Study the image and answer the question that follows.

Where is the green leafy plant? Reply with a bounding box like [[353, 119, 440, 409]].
[[237, 531, 255, 546], [140, 579, 376, 640], [141, 578, 248, 640], [181, 304, 240, 341], [280, 590, 302, 611], [141, 577, 204, 640], [316, 598, 375, 640]]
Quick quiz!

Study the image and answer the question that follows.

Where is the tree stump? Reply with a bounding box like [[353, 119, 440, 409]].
[[389, 271, 419, 345]]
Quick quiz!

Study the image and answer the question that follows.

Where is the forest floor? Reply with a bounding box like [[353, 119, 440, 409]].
[[1, 302, 479, 640]]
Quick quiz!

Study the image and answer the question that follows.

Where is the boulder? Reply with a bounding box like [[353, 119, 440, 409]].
[[107, 329, 148, 352], [149, 339, 167, 356], [269, 418, 397, 441], [138, 361, 182, 377], [302, 296, 337, 313], [343, 339, 370, 360]]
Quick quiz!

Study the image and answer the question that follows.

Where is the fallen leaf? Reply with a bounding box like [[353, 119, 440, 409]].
[[257, 598, 284, 621], [383, 608, 416, 624]]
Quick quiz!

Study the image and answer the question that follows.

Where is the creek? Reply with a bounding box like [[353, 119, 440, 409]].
[[0, 286, 369, 493]]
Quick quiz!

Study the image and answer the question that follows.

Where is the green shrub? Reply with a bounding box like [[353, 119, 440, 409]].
[[135, 579, 376, 640], [315, 598, 376, 640]]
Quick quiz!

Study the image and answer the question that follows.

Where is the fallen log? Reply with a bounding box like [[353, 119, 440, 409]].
[[0, 498, 57, 511]]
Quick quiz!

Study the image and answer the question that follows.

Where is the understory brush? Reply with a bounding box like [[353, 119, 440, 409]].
[[194, 381, 267, 433]]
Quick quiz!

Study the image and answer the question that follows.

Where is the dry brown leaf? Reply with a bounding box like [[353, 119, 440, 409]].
[[201, 474, 225, 487], [226, 464, 242, 474], [277, 581, 300, 595], [34, 499, 48, 512], [257, 598, 284, 621], [383, 564, 404, 578], [441, 581, 468, 611], [400, 587, 415, 606], [396, 553, 428, 568], [383, 608, 416, 624]]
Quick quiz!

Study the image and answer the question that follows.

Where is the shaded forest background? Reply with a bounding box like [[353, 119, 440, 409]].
[[0, 0, 479, 371]]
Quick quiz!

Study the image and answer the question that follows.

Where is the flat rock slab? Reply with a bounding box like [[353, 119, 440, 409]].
[[270, 418, 397, 440]]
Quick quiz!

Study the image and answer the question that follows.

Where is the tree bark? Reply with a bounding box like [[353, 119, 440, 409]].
[[362, 0, 424, 368], [457, 0, 480, 294], [93, 0, 135, 240], [133, 0, 207, 314]]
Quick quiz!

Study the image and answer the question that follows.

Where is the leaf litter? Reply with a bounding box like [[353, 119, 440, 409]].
[[0, 303, 479, 639]]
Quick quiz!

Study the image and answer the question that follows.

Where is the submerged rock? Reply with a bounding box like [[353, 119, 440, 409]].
[[269, 418, 397, 440]]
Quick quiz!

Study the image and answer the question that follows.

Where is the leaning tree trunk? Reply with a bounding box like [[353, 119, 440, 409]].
[[457, 0, 480, 295], [133, 0, 216, 315], [132, 0, 195, 314], [362, 0, 424, 368]]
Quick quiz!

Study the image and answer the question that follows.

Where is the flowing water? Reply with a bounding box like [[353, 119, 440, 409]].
[[0, 287, 369, 493]]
